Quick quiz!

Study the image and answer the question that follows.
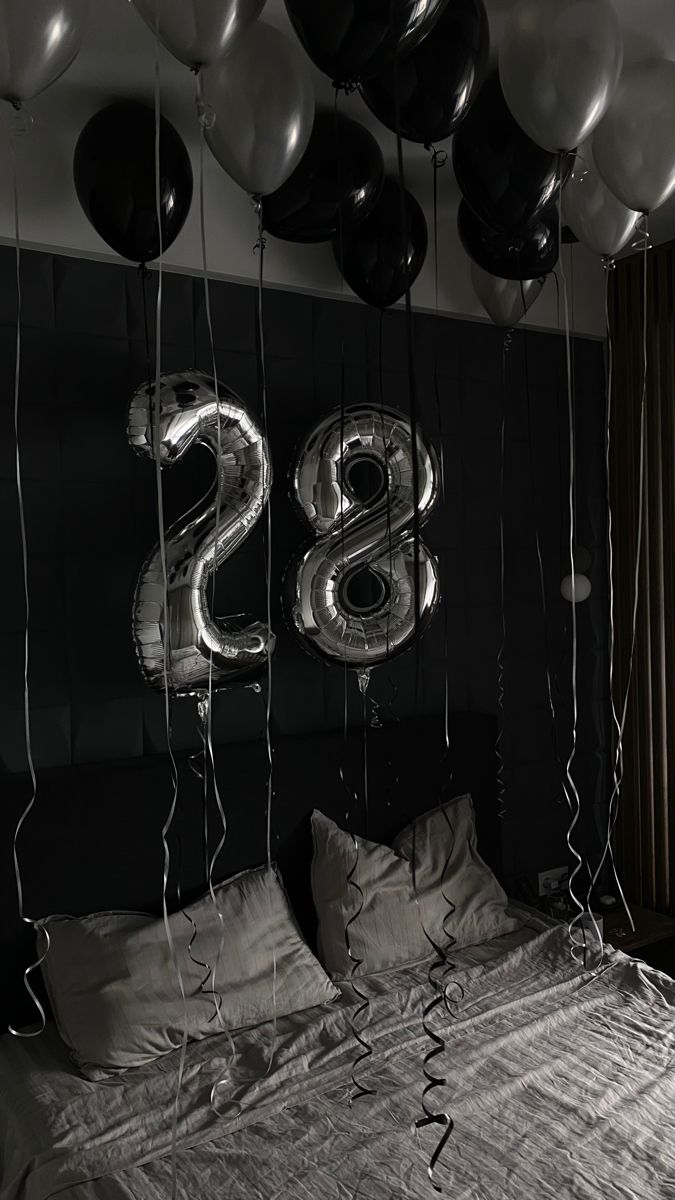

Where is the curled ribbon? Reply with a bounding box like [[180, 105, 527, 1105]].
[[345, 833, 377, 1102], [411, 808, 462, 1190]]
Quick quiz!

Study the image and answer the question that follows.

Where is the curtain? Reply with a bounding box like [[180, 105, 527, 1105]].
[[609, 241, 675, 914]]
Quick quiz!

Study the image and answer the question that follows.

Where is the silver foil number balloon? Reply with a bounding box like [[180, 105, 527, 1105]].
[[128, 370, 273, 695], [0, 0, 90, 104], [288, 405, 440, 669]]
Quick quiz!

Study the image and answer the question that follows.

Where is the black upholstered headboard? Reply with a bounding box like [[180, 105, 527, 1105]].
[[1, 713, 498, 1031]]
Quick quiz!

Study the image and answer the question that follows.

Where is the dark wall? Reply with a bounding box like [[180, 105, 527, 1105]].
[[0, 247, 609, 890]]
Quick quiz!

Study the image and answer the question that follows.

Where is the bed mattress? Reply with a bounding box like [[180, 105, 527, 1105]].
[[2, 907, 674, 1200]]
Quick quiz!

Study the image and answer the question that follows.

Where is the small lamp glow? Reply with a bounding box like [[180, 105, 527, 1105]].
[[561, 574, 592, 603]]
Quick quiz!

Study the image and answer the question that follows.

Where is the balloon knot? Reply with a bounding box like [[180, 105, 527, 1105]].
[[425, 144, 448, 170], [332, 78, 358, 96], [631, 213, 652, 252], [196, 99, 216, 130]]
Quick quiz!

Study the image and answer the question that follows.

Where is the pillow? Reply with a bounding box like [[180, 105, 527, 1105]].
[[37, 865, 339, 1080], [311, 796, 520, 978]]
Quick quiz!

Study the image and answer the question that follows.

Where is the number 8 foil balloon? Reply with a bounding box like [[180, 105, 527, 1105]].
[[128, 370, 274, 695], [287, 405, 440, 669]]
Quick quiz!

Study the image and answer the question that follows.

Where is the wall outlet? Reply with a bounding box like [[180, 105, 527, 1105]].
[[538, 866, 569, 897]]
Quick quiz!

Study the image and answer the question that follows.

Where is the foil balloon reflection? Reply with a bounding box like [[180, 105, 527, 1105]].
[[288, 405, 440, 669], [128, 370, 274, 695]]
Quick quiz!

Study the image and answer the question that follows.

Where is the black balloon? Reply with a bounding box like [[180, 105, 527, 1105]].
[[458, 200, 559, 280], [334, 177, 427, 308], [262, 109, 384, 244], [453, 74, 561, 234], [73, 100, 193, 265], [361, 0, 489, 144], [284, 0, 448, 86]]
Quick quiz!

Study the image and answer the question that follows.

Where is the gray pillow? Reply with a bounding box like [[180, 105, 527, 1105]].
[[37, 865, 339, 1080], [311, 796, 520, 978]]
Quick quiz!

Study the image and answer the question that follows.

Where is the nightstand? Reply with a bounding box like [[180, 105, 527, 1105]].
[[603, 903, 675, 976]]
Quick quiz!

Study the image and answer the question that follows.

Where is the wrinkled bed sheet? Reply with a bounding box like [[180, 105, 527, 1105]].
[[2, 909, 675, 1200]]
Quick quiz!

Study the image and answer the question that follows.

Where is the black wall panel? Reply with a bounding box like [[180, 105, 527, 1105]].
[[0, 247, 608, 892]]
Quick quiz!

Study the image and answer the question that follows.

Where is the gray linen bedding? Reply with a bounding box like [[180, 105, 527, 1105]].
[[2, 908, 675, 1200]]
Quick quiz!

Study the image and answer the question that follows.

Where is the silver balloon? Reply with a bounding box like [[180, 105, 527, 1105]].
[[0, 0, 90, 104], [203, 21, 314, 196], [128, 370, 274, 695], [499, 0, 623, 152], [288, 405, 440, 669], [563, 142, 639, 258], [130, 0, 266, 70], [594, 59, 675, 215], [471, 262, 546, 328]]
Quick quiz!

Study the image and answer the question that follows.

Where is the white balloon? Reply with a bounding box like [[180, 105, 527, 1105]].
[[131, 0, 265, 70], [499, 0, 623, 152], [0, 0, 90, 104], [562, 141, 639, 259], [594, 59, 675, 214], [470, 263, 546, 328], [203, 22, 314, 196], [561, 573, 592, 603]]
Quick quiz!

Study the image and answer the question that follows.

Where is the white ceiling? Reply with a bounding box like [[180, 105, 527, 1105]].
[[0, 0, 673, 337]]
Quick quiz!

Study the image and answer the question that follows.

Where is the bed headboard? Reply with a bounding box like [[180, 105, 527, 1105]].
[[1, 713, 499, 1031]]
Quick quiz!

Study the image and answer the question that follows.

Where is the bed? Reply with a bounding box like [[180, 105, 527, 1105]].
[[2, 717, 675, 1199], [2, 907, 675, 1200]]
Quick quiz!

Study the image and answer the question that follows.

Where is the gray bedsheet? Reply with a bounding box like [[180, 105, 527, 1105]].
[[2, 909, 675, 1200]]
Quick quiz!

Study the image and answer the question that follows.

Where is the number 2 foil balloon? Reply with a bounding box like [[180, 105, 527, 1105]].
[[286, 405, 441, 669], [128, 370, 274, 695]]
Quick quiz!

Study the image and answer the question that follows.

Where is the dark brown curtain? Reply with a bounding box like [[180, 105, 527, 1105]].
[[609, 242, 675, 914]]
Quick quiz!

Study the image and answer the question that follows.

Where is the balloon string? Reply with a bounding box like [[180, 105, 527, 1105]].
[[410, 811, 459, 1191], [345, 830, 377, 1102], [597, 219, 650, 924], [395, 128, 422, 650], [335, 87, 355, 841], [396, 71, 454, 1180], [359, 671, 371, 836], [391, 46, 421, 652], [430, 146, 449, 763], [377, 311, 395, 663], [521, 311, 570, 789], [337, 335, 356, 819], [7, 125, 49, 1040], [195, 67, 232, 1030], [139, 266, 153, 385], [255, 197, 278, 1076], [152, 35, 187, 1200], [335, 332, 373, 1097], [556, 177, 600, 966], [172, 786, 213, 997], [496, 333, 509, 824], [523, 305, 599, 916], [377, 311, 400, 809], [586, 265, 634, 931], [186, 716, 223, 1000], [333, 89, 347, 296]]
